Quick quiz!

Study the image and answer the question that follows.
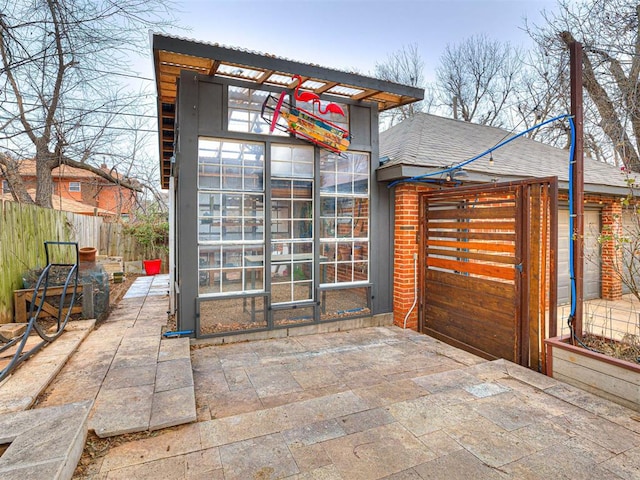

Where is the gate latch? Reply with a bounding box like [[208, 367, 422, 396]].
[[515, 263, 523, 273]]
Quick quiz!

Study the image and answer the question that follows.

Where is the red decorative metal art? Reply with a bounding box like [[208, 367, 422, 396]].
[[261, 75, 351, 154]]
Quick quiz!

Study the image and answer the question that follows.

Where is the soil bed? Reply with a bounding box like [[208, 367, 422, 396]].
[[581, 333, 640, 364]]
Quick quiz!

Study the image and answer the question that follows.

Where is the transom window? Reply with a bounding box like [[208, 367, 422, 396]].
[[228, 86, 287, 136]]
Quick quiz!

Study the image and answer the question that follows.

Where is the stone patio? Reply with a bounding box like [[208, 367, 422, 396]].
[[92, 325, 640, 479], [36, 275, 196, 438], [2, 275, 640, 479]]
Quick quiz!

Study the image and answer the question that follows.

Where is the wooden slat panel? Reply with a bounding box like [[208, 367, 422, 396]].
[[424, 304, 516, 361], [427, 206, 516, 220], [528, 185, 542, 370], [420, 178, 557, 371], [427, 257, 515, 281], [425, 277, 515, 323], [427, 248, 516, 265], [427, 231, 516, 242], [424, 189, 517, 203], [427, 220, 515, 230], [425, 269, 515, 301], [427, 239, 515, 254]]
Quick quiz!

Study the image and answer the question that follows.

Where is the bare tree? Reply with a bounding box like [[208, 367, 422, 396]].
[[529, 0, 640, 171], [502, 45, 570, 144], [0, 0, 175, 208], [373, 44, 427, 126], [435, 34, 522, 127]]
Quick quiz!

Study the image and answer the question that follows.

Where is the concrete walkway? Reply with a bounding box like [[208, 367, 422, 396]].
[[37, 274, 196, 437], [89, 326, 640, 479]]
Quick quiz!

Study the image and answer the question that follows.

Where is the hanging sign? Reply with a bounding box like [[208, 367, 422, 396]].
[[261, 75, 351, 154]]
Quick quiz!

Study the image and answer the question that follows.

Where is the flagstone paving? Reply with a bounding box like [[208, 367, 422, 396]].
[[4, 274, 640, 479], [0, 400, 92, 480], [0, 320, 95, 414], [37, 275, 196, 438], [91, 326, 640, 480]]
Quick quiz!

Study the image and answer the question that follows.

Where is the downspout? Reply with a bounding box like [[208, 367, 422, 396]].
[[403, 252, 418, 329]]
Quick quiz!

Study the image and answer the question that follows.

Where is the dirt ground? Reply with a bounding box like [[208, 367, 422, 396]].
[[582, 333, 640, 364], [107, 274, 140, 309]]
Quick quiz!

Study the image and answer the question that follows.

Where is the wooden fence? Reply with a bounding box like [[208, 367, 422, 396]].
[[0, 201, 168, 324]]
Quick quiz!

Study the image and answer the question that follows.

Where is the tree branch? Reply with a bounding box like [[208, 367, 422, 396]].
[[59, 157, 143, 193], [560, 31, 640, 170], [0, 154, 35, 204]]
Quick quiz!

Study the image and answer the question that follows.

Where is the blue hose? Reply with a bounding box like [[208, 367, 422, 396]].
[[163, 330, 194, 338], [568, 117, 577, 320]]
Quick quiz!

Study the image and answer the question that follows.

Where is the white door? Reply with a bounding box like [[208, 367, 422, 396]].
[[557, 209, 601, 305]]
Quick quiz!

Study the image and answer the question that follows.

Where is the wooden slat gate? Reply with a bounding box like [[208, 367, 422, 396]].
[[419, 178, 558, 371]]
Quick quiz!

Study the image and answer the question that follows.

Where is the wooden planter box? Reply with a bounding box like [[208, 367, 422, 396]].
[[13, 285, 83, 323], [545, 335, 640, 412]]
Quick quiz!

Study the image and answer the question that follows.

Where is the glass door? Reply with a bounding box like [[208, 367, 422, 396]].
[[270, 145, 314, 306]]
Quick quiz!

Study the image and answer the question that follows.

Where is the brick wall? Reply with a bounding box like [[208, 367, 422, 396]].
[[558, 192, 625, 301], [393, 187, 627, 331], [393, 183, 431, 329], [601, 200, 623, 299]]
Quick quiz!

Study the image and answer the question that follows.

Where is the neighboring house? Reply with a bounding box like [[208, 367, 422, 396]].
[[379, 113, 633, 329], [151, 34, 423, 338], [1, 188, 113, 216], [0, 160, 137, 218]]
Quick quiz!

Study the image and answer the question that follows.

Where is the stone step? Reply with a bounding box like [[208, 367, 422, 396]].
[[0, 400, 92, 480], [0, 320, 96, 414], [88, 337, 196, 438], [0, 323, 28, 340]]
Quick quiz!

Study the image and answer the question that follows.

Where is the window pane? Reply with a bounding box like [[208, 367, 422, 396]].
[[271, 283, 291, 304], [272, 161, 291, 177], [293, 200, 312, 218], [228, 86, 279, 135], [293, 220, 312, 238], [199, 296, 267, 335], [269, 144, 315, 304], [320, 218, 335, 238], [198, 138, 266, 296], [320, 197, 336, 216], [319, 151, 369, 285], [221, 268, 243, 292], [271, 145, 313, 179], [273, 306, 314, 326], [320, 287, 370, 321], [271, 179, 291, 198]]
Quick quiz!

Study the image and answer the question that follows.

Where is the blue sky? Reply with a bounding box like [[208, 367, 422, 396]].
[[156, 0, 558, 81]]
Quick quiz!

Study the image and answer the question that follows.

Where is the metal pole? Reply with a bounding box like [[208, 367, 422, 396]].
[[570, 41, 584, 339]]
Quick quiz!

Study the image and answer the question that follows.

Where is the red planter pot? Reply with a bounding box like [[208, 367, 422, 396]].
[[143, 259, 161, 275]]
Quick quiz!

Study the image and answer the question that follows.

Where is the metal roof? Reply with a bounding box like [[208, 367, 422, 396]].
[[152, 33, 424, 189]]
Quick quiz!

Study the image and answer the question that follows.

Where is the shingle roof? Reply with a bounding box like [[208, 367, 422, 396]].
[[379, 113, 629, 190]]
